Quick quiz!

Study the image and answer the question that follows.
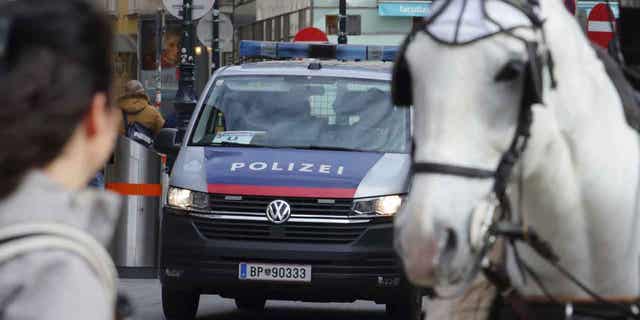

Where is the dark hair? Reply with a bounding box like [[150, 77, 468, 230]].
[[0, 0, 113, 198]]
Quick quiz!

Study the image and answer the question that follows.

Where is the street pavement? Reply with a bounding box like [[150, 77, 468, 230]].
[[120, 279, 389, 320]]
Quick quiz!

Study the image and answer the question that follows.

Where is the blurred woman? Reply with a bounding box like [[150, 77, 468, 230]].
[[0, 0, 123, 319]]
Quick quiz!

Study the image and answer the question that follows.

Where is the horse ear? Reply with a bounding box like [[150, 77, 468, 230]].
[[495, 59, 527, 82]]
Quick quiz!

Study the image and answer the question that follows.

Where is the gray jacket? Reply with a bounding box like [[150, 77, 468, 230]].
[[0, 172, 121, 320]]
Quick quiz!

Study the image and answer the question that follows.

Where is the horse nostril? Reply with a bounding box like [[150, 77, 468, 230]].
[[442, 228, 458, 255], [435, 227, 458, 268]]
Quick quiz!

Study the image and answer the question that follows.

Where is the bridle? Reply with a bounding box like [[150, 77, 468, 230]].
[[410, 0, 640, 318]]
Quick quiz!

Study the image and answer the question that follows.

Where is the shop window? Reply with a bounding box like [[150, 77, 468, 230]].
[[265, 20, 273, 41], [283, 14, 291, 39], [223, 52, 234, 66], [274, 16, 282, 41], [325, 15, 362, 35], [412, 17, 426, 31], [300, 10, 309, 28], [138, 19, 181, 108]]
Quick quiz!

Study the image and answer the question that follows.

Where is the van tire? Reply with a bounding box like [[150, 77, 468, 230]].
[[235, 297, 266, 311], [385, 287, 424, 320], [162, 285, 200, 320]]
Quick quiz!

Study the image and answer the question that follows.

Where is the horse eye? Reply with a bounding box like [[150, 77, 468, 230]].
[[495, 59, 526, 82]]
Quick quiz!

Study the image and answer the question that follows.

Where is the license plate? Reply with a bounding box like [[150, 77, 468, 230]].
[[238, 263, 312, 282]]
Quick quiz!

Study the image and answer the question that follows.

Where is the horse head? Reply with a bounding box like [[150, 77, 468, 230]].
[[393, 0, 582, 289]]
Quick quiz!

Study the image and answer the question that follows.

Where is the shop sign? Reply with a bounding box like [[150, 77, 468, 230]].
[[577, 0, 619, 18], [378, 1, 431, 17]]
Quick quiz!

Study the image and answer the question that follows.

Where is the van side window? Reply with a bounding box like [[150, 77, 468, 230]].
[[214, 110, 226, 133], [191, 106, 225, 145]]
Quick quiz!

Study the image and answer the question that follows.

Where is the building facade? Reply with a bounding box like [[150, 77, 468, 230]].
[[235, 0, 620, 50], [98, 0, 619, 111], [101, 0, 235, 115], [313, 0, 427, 45], [235, 0, 430, 50]]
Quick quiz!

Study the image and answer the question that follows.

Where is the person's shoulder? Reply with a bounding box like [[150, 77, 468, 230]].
[[144, 104, 165, 120], [144, 103, 161, 113], [0, 250, 112, 320]]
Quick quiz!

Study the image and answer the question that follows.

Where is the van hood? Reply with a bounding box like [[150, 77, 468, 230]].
[[170, 147, 410, 198]]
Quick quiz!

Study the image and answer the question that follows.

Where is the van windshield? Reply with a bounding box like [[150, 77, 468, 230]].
[[190, 75, 410, 153]]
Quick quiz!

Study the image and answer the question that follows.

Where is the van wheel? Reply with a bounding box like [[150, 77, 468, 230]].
[[162, 285, 200, 320], [235, 297, 266, 311], [386, 287, 424, 320]]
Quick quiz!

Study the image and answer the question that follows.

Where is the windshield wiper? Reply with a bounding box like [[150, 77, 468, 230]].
[[208, 142, 367, 152], [214, 142, 269, 148], [291, 145, 367, 152]]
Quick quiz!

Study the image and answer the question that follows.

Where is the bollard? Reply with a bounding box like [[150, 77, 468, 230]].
[[106, 136, 162, 278]]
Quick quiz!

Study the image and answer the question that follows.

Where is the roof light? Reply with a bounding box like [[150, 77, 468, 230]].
[[239, 40, 398, 62]]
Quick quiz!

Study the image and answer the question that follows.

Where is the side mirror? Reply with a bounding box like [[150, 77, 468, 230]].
[[154, 128, 180, 154]]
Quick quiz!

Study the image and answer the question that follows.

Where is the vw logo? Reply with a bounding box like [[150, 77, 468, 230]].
[[266, 200, 291, 224]]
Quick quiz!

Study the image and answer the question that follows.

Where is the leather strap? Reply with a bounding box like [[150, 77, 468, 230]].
[[525, 296, 640, 304], [0, 223, 118, 306], [412, 162, 496, 179], [494, 299, 640, 320], [483, 262, 533, 320]]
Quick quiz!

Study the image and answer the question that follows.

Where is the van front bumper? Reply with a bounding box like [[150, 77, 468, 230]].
[[159, 208, 412, 303]]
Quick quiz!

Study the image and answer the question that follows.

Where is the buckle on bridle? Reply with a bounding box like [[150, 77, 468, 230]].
[[515, 134, 530, 153], [469, 193, 502, 253]]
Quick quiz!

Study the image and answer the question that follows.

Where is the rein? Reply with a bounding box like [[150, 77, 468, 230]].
[[410, 1, 640, 318]]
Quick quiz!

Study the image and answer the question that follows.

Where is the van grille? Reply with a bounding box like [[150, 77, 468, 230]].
[[208, 195, 354, 217], [164, 250, 400, 277], [194, 218, 370, 244]]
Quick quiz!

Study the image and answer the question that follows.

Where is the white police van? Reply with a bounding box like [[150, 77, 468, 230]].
[[156, 41, 423, 320]]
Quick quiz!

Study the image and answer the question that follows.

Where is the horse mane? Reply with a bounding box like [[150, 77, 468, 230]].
[[537, 0, 630, 135], [594, 45, 640, 131]]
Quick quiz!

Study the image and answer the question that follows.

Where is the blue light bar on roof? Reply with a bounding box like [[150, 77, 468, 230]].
[[239, 40, 399, 62]]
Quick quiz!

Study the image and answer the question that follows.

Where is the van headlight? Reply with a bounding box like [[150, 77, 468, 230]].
[[167, 187, 209, 211], [353, 195, 404, 216]]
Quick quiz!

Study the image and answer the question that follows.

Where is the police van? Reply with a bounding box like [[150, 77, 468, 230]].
[[156, 41, 422, 320]]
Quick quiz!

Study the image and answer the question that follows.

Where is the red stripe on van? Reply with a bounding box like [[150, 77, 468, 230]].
[[207, 184, 356, 198]]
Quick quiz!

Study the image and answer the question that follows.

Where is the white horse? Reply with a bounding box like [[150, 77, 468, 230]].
[[393, 0, 640, 316]]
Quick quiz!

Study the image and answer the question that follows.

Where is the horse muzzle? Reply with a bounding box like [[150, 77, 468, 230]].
[[395, 215, 461, 286]]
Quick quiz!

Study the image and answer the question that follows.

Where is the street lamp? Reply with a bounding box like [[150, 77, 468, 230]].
[[211, 0, 221, 74], [174, 0, 198, 142], [338, 0, 347, 44]]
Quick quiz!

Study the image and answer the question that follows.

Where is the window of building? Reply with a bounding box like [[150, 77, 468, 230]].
[[265, 19, 273, 41], [325, 15, 362, 35], [412, 17, 426, 31], [326, 15, 338, 35]]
